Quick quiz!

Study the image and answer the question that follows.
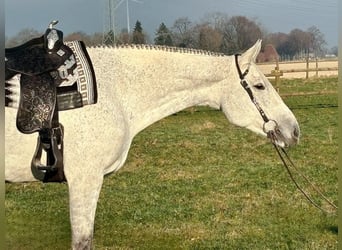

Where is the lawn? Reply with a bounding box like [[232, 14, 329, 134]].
[[5, 77, 338, 249]]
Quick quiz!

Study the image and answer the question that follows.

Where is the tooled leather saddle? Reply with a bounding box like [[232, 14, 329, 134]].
[[5, 21, 97, 182]]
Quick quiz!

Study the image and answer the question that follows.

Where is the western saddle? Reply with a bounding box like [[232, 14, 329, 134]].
[[5, 21, 90, 182]]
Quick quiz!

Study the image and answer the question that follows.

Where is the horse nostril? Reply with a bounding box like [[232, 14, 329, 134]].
[[293, 126, 300, 139]]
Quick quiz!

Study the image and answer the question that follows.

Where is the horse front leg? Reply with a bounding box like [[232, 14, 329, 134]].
[[67, 170, 104, 250]]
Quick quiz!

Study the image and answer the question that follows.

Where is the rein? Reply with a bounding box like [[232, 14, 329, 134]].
[[269, 132, 337, 214], [234, 54, 337, 214]]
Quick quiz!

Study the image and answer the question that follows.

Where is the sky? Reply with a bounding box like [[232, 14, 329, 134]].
[[5, 0, 339, 48]]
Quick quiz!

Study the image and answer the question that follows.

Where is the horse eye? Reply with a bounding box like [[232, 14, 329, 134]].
[[254, 83, 265, 90]]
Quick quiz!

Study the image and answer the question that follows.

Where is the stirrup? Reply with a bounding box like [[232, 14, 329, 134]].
[[31, 124, 66, 182]]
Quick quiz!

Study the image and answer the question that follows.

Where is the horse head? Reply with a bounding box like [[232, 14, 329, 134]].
[[221, 40, 300, 147]]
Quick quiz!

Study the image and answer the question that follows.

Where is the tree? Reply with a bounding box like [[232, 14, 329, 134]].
[[171, 17, 195, 47], [64, 31, 91, 45], [266, 26, 328, 59], [132, 20, 146, 44], [286, 29, 311, 58], [265, 32, 288, 51], [329, 46, 338, 56], [220, 16, 263, 54], [196, 24, 222, 52], [267, 29, 308, 59], [307, 26, 327, 57], [265, 32, 290, 60], [116, 29, 131, 45], [89, 32, 104, 46], [154, 22, 173, 46], [201, 12, 229, 30]]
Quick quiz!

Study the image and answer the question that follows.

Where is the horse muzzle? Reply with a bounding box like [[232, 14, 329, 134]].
[[263, 119, 300, 148]]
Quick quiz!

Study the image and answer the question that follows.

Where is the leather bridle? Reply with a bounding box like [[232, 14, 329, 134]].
[[234, 54, 337, 214], [234, 54, 279, 135]]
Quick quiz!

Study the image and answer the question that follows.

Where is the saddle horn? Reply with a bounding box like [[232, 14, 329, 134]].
[[44, 20, 63, 53], [48, 20, 59, 29]]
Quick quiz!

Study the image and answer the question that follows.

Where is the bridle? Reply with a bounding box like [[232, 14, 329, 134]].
[[234, 54, 279, 135], [235, 54, 269, 123], [234, 54, 337, 214]]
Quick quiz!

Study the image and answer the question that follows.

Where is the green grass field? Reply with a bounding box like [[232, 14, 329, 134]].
[[6, 77, 338, 249]]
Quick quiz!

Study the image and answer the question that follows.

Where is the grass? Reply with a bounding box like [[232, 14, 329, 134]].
[[6, 77, 338, 249], [275, 77, 338, 94]]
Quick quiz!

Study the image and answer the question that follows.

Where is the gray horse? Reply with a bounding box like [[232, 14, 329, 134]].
[[5, 40, 299, 249]]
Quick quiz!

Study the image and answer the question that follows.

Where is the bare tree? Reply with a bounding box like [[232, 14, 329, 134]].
[[64, 31, 92, 45], [329, 46, 338, 56], [116, 29, 131, 45], [307, 26, 327, 57], [200, 12, 229, 30], [265, 32, 288, 48], [266, 26, 327, 60], [65, 32, 105, 47], [286, 29, 312, 58], [89, 32, 104, 46], [196, 24, 222, 52], [220, 16, 263, 54], [171, 17, 195, 47]]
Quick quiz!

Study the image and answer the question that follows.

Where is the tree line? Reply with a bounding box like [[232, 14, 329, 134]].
[[5, 13, 337, 61]]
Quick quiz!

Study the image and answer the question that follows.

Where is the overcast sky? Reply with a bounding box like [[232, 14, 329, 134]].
[[5, 0, 338, 48]]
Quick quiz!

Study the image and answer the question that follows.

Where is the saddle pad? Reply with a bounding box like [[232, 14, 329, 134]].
[[64, 41, 97, 106]]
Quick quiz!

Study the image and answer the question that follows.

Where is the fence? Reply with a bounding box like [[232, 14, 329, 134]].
[[259, 58, 338, 81], [257, 58, 338, 97]]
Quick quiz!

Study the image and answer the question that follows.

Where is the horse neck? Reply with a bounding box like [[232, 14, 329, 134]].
[[91, 46, 233, 136]]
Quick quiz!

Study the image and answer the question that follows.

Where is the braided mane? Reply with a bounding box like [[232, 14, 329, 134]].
[[89, 43, 225, 57]]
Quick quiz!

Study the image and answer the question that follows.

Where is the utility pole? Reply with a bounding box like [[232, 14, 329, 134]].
[[102, 0, 143, 45], [103, 0, 116, 45]]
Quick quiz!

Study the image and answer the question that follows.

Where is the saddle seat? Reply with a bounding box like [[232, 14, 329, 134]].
[[6, 36, 70, 77]]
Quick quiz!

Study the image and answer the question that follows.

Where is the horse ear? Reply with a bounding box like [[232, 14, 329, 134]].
[[240, 39, 262, 64]]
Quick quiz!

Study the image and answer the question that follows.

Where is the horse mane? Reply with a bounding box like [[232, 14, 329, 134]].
[[88, 43, 226, 57]]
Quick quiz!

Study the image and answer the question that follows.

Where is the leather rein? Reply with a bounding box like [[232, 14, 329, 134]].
[[234, 54, 337, 214]]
